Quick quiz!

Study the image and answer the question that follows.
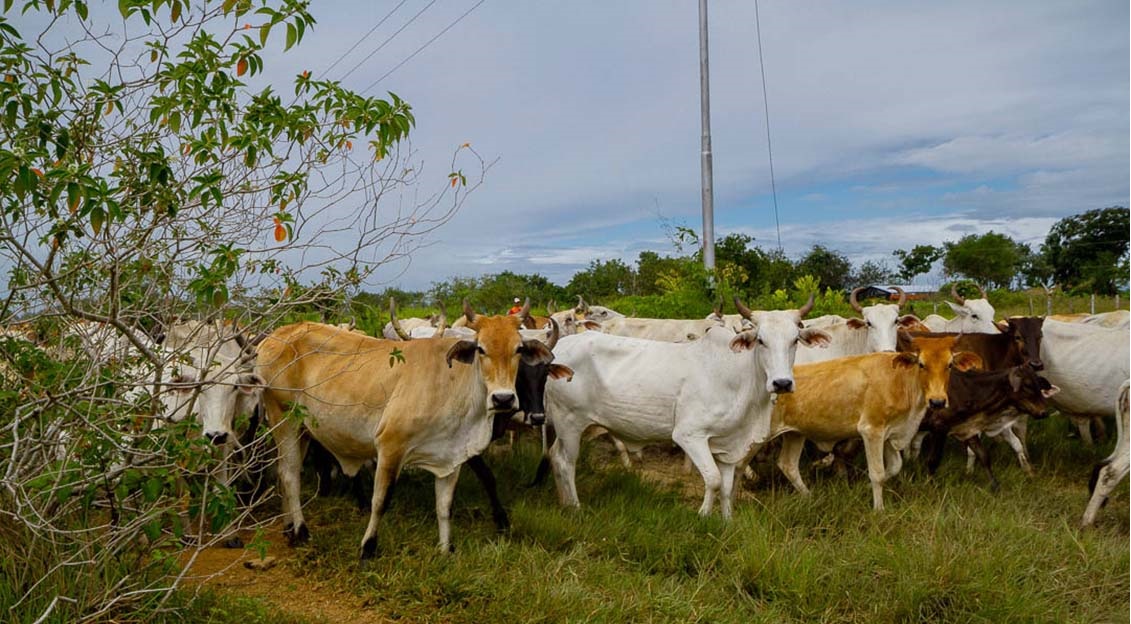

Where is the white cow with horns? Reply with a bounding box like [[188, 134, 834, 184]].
[[543, 295, 831, 518]]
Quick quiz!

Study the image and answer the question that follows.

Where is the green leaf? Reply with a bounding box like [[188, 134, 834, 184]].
[[118, 0, 130, 19], [259, 23, 271, 46], [142, 477, 163, 502], [90, 206, 104, 235], [285, 22, 296, 51]]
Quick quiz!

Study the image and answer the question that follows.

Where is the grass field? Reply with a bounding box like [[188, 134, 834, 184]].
[[185, 412, 1129, 624]]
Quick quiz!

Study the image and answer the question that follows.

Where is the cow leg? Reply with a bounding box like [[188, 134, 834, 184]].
[[859, 430, 887, 511], [907, 431, 927, 460], [674, 431, 721, 516], [775, 433, 810, 497], [434, 467, 461, 553], [921, 431, 947, 475], [718, 461, 738, 520], [272, 416, 310, 547], [466, 455, 509, 533], [548, 424, 583, 508], [966, 436, 999, 492], [999, 427, 1033, 476], [883, 441, 903, 480], [1070, 415, 1095, 445], [1082, 455, 1130, 528], [611, 435, 634, 469], [360, 453, 402, 560]]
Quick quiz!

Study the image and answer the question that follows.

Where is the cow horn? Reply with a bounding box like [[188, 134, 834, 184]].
[[798, 293, 816, 318], [546, 317, 560, 350], [518, 297, 532, 322], [389, 298, 412, 340], [462, 298, 477, 325], [849, 287, 865, 313], [576, 295, 589, 314], [234, 331, 249, 350], [434, 307, 447, 338], [976, 284, 987, 299], [734, 296, 754, 321], [951, 283, 966, 306], [714, 297, 723, 318], [893, 286, 907, 309], [547, 299, 557, 315]]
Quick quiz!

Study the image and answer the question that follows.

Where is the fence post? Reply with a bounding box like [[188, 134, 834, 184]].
[[1090, 293, 1096, 314], [1117, 293, 1121, 310], [1028, 296, 1034, 316]]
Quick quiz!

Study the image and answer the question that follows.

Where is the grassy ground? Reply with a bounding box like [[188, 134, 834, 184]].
[[209, 414, 1129, 624]]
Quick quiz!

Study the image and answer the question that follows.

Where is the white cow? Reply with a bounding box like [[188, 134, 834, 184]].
[[922, 284, 1000, 334], [1080, 310, 1130, 329], [796, 287, 923, 364], [544, 296, 831, 518], [1081, 379, 1130, 527], [598, 316, 725, 343], [1039, 320, 1131, 444]]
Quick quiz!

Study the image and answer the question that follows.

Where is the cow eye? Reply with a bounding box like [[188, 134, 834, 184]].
[[756, 337, 766, 346], [477, 345, 486, 356], [918, 362, 926, 369], [971, 314, 979, 320], [865, 321, 873, 327]]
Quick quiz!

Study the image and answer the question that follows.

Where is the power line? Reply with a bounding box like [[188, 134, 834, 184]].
[[321, 0, 409, 79], [338, 0, 439, 85], [361, 0, 487, 95], [753, 0, 782, 253]]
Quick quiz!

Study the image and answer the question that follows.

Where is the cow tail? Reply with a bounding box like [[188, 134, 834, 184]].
[[526, 423, 557, 488]]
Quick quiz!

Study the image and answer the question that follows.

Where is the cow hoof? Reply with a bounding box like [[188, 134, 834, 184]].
[[284, 523, 310, 547], [493, 514, 511, 534], [360, 536, 378, 560], [223, 536, 244, 549], [439, 543, 455, 554]]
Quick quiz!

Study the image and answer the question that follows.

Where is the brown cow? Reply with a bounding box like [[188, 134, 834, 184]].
[[765, 334, 981, 510], [256, 299, 553, 557]]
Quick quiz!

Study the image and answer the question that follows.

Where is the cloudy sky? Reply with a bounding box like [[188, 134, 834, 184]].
[[78, 1, 1131, 290]]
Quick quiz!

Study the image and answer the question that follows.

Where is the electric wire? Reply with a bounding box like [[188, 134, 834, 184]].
[[753, 0, 782, 253]]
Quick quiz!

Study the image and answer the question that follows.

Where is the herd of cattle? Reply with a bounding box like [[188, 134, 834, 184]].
[[3, 287, 1129, 557]]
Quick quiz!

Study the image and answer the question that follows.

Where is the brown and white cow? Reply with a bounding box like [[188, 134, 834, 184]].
[[255, 300, 552, 557], [765, 334, 981, 510]]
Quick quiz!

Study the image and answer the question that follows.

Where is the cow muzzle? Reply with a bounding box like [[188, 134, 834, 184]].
[[928, 398, 947, 410], [526, 412, 546, 426], [205, 431, 229, 445], [771, 378, 794, 394], [1028, 360, 1044, 371], [490, 391, 517, 413]]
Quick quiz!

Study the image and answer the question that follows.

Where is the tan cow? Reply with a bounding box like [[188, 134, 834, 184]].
[[256, 300, 552, 557], [765, 334, 982, 510]]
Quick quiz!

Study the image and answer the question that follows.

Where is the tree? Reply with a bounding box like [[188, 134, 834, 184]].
[[1042, 207, 1130, 295], [796, 245, 852, 292], [942, 232, 1024, 289], [850, 260, 894, 288], [0, 2, 484, 619], [567, 258, 636, 300], [891, 244, 942, 282]]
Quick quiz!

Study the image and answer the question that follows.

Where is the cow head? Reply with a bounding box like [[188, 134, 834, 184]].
[[1005, 366, 1059, 419], [945, 284, 999, 333], [1002, 316, 1045, 371], [166, 350, 264, 446], [446, 298, 554, 415], [729, 294, 832, 394], [894, 333, 982, 409], [514, 319, 573, 426], [845, 286, 922, 352]]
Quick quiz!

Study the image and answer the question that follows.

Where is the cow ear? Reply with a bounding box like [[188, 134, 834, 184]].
[[579, 320, 602, 331], [893, 352, 919, 369], [729, 331, 757, 353], [846, 318, 866, 329], [946, 301, 968, 316], [896, 329, 915, 352], [799, 328, 831, 348], [520, 339, 554, 366], [898, 315, 923, 329], [995, 320, 1010, 333], [1041, 383, 1060, 399], [548, 363, 574, 381], [237, 373, 265, 394], [952, 351, 983, 372], [446, 340, 479, 367]]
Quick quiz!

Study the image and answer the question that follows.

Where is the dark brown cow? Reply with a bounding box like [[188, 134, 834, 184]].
[[919, 366, 1058, 489]]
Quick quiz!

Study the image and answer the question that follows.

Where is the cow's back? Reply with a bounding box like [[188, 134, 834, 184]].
[[1041, 320, 1130, 416]]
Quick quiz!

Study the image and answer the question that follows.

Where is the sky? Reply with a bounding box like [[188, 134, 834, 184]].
[[23, 1, 1131, 292]]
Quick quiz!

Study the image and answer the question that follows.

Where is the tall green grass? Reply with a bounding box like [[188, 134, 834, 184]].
[[256, 417, 1128, 623]]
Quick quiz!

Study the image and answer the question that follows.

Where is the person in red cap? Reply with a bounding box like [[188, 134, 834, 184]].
[[507, 297, 523, 315]]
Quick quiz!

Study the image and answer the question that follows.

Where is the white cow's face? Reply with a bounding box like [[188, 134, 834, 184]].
[[167, 353, 263, 445], [945, 299, 999, 333], [584, 306, 623, 323], [730, 310, 831, 394], [858, 303, 902, 352]]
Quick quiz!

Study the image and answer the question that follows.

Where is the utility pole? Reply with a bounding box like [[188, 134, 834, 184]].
[[698, 0, 715, 275]]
